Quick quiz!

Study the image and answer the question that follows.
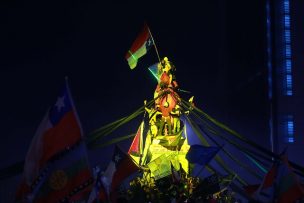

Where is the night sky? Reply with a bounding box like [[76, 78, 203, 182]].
[[0, 0, 269, 191]]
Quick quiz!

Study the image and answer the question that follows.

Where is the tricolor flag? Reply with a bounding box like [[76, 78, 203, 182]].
[[15, 79, 93, 203], [125, 23, 154, 69], [103, 145, 139, 201], [128, 121, 144, 165]]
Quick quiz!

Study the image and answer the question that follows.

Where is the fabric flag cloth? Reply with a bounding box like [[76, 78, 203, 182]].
[[87, 167, 107, 203], [125, 23, 154, 69], [128, 121, 144, 165], [244, 156, 280, 201], [245, 153, 304, 203], [274, 155, 304, 203], [186, 144, 221, 166], [148, 62, 160, 82], [15, 79, 93, 203], [103, 145, 139, 199]]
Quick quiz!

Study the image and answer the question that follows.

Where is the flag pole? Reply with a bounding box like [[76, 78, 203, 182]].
[[147, 26, 161, 64]]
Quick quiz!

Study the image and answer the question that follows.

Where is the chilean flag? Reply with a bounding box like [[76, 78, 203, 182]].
[[103, 145, 139, 200], [16, 79, 92, 202], [125, 23, 154, 69], [87, 167, 108, 203]]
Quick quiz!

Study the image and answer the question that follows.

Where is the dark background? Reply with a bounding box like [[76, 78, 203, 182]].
[[0, 0, 269, 199]]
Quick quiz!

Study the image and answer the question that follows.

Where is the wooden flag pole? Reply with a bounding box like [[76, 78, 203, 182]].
[[147, 26, 162, 64]]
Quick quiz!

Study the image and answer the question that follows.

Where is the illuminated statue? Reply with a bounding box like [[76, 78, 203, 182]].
[[128, 56, 190, 182], [170, 104, 181, 134], [153, 57, 181, 136], [144, 100, 161, 138]]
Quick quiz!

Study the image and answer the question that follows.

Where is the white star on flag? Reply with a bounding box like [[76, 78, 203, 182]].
[[55, 96, 65, 112]]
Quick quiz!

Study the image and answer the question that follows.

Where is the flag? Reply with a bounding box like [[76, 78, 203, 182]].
[[16, 79, 93, 203], [186, 145, 221, 166], [148, 62, 160, 82], [104, 145, 139, 195], [246, 152, 304, 202], [33, 142, 93, 203], [244, 157, 280, 200], [87, 167, 107, 203], [125, 23, 154, 69], [261, 162, 278, 189], [128, 121, 144, 164], [274, 155, 304, 203]]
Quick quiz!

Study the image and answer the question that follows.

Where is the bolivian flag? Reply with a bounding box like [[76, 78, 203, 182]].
[[125, 23, 154, 69]]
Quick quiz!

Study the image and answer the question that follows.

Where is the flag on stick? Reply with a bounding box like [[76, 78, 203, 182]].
[[15, 79, 93, 203], [104, 145, 139, 199], [87, 166, 107, 203], [244, 151, 304, 202], [148, 62, 160, 82], [243, 157, 279, 200], [128, 121, 144, 165], [125, 23, 154, 69]]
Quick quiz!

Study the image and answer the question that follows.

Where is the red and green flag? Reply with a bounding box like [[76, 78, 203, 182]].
[[128, 121, 144, 157], [33, 142, 93, 203], [125, 23, 154, 69], [128, 121, 144, 165]]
